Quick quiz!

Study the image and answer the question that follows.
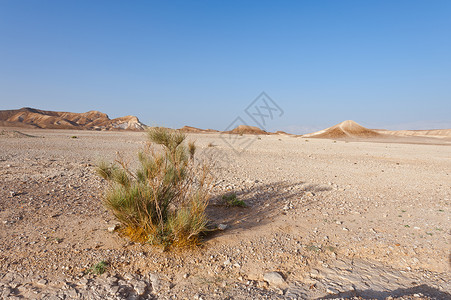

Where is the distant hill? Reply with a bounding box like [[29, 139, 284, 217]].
[[302, 120, 451, 141], [302, 120, 381, 138], [375, 129, 451, 139], [274, 130, 295, 136], [178, 126, 219, 133], [226, 125, 268, 135], [0, 107, 146, 131]]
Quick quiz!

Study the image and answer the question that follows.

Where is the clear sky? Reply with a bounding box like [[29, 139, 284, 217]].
[[1, 1, 450, 133]]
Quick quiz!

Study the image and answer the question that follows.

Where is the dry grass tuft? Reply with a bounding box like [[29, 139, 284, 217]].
[[97, 127, 212, 249]]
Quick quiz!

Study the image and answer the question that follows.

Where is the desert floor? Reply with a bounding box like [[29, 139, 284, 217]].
[[0, 128, 450, 299]]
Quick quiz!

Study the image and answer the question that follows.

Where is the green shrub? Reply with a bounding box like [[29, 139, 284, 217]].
[[222, 193, 246, 207], [89, 261, 108, 275], [97, 127, 211, 248]]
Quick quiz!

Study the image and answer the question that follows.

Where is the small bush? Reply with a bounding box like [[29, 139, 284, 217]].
[[97, 127, 211, 248], [71, 136, 78, 139], [222, 193, 246, 207], [89, 261, 108, 275]]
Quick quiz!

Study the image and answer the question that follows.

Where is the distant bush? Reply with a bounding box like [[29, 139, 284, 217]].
[[97, 127, 211, 249], [222, 193, 246, 207]]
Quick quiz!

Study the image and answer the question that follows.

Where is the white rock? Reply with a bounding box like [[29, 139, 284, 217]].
[[217, 224, 228, 230], [148, 273, 160, 292], [133, 280, 147, 295], [326, 287, 339, 294], [36, 279, 47, 285], [107, 224, 119, 232], [263, 271, 286, 287]]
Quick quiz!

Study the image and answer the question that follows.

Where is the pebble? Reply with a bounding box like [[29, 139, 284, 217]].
[[217, 223, 229, 230], [263, 271, 286, 287], [326, 287, 339, 294], [148, 273, 160, 292], [107, 224, 119, 232], [193, 293, 204, 300], [107, 285, 119, 294], [132, 280, 147, 295], [1, 287, 11, 298], [78, 278, 89, 286]]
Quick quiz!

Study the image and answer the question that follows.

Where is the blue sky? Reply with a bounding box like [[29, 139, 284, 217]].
[[1, 1, 450, 133]]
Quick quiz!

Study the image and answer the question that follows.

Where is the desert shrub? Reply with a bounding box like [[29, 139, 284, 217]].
[[89, 261, 108, 275], [222, 193, 246, 207], [97, 127, 211, 248]]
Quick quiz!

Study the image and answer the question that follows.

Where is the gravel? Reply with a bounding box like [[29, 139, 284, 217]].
[[0, 128, 450, 299]]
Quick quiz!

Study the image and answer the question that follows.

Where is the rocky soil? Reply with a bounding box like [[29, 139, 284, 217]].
[[0, 128, 450, 299]]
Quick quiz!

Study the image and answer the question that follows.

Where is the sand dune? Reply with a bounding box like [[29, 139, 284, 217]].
[[303, 120, 381, 138], [0, 107, 146, 131]]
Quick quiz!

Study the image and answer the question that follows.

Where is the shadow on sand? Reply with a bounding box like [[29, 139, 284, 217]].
[[204, 181, 331, 239], [317, 284, 450, 300]]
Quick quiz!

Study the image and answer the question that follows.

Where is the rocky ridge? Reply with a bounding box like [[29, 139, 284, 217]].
[[0, 107, 146, 131]]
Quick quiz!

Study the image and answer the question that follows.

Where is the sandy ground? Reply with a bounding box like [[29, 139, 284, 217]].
[[0, 128, 450, 299]]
